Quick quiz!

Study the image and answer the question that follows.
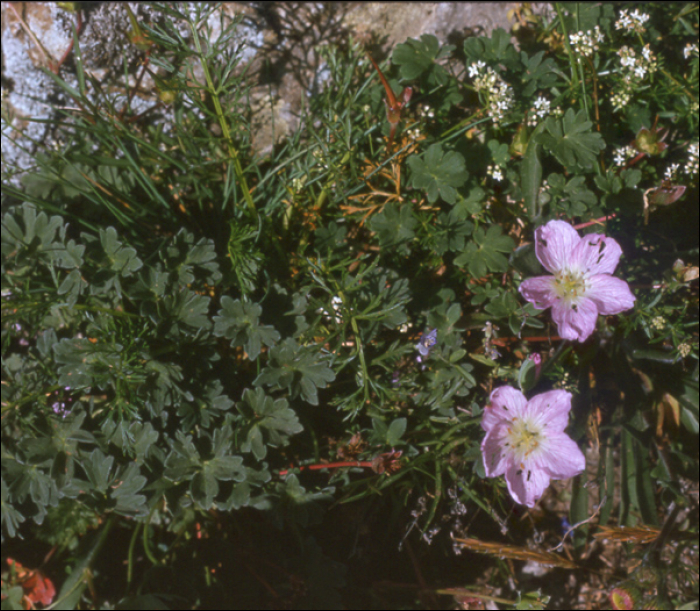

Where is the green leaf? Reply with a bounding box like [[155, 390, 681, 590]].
[[484, 291, 519, 319], [254, 339, 336, 406], [454, 225, 514, 278], [81, 448, 114, 494], [538, 109, 606, 172], [432, 210, 473, 255], [509, 243, 544, 277], [386, 418, 407, 446], [165, 228, 222, 286], [191, 468, 218, 510], [0, 480, 26, 539], [393, 34, 440, 79], [521, 123, 545, 220], [392, 34, 453, 85], [487, 139, 510, 167], [57, 268, 87, 304], [569, 474, 588, 551], [54, 337, 124, 389], [407, 143, 467, 204], [518, 357, 538, 392], [315, 221, 347, 252], [51, 517, 115, 610], [111, 463, 147, 516], [164, 431, 201, 482], [238, 388, 303, 460], [100, 227, 143, 276], [163, 289, 211, 330], [213, 296, 280, 360], [463, 28, 520, 69], [368, 203, 416, 252], [679, 378, 699, 434], [520, 50, 559, 97]]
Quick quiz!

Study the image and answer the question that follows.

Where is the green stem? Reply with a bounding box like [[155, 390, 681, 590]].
[[340, 290, 370, 405], [555, 3, 580, 92], [142, 513, 160, 565], [189, 21, 256, 218], [126, 522, 142, 586], [423, 459, 443, 530]]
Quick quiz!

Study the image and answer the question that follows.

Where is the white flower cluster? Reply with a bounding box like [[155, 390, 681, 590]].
[[407, 126, 422, 140], [684, 42, 699, 59], [312, 148, 328, 169], [651, 316, 665, 331], [611, 44, 658, 111], [613, 145, 637, 167], [665, 163, 681, 181], [468, 62, 515, 126], [527, 95, 562, 126], [685, 142, 699, 177], [317, 295, 343, 324], [678, 342, 692, 358], [615, 9, 650, 35], [569, 26, 604, 57], [486, 165, 504, 182]]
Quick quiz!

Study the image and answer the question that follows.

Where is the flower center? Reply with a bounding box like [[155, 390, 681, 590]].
[[507, 416, 545, 461], [554, 270, 587, 302]]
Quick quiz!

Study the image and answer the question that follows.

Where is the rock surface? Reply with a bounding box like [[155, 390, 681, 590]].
[[1, 2, 521, 177]]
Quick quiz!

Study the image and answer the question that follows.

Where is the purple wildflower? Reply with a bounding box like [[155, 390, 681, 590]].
[[415, 328, 437, 360]]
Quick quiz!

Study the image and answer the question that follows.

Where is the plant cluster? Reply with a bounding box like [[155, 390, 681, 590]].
[[1, 2, 698, 609]]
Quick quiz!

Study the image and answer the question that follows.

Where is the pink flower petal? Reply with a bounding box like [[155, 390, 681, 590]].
[[586, 275, 636, 315], [534, 220, 581, 274], [489, 386, 528, 415], [480, 386, 587, 507], [505, 460, 550, 507], [481, 428, 510, 477], [570, 233, 622, 275], [551, 296, 598, 341], [524, 389, 572, 432], [519, 276, 559, 310], [539, 433, 586, 479]]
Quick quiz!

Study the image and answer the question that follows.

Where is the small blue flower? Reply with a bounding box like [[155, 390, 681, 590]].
[[415, 328, 437, 357]]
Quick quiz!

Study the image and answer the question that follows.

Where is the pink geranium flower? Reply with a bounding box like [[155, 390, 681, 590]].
[[519, 220, 636, 342], [481, 386, 585, 507]]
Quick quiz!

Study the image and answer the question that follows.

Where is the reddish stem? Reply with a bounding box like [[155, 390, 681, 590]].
[[278, 460, 374, 477], [572, 214, 617, 230], [54, 10, 83, 74], [491, 336, 562, 346]]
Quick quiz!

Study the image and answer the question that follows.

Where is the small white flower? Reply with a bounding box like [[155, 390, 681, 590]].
[[615, 8, 649, 34], [664, 163, 680, 181], [485, 164, 504, 182], [685, 142, 699, 176], [678, 343, 692, 358], [613, 145, 635, 166]]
